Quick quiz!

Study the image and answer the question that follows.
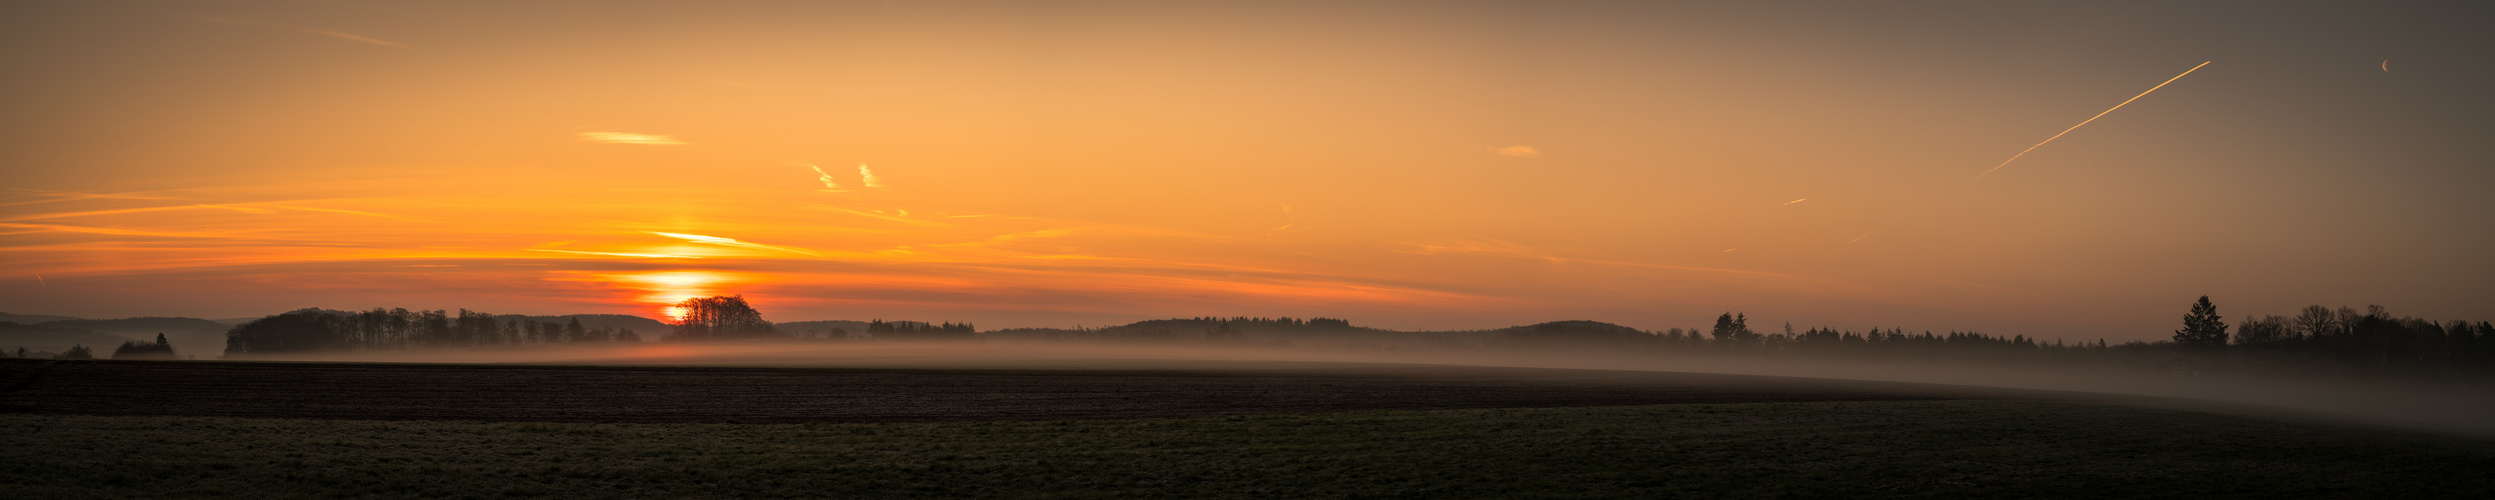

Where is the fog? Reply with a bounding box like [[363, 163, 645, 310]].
[[220, 339, 2495, 437]]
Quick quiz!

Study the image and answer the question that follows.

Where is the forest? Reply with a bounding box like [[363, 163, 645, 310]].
[[221, 308, 645, 354]]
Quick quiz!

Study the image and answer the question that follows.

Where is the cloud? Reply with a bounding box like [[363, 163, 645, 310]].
[[287, 27, 410, 48], [577, 132, 687, 145], [1784, 198, 1807, 205], [203, 16, 409, 48], [1394, 238, 1821, 286], [0, 190, 174, 208], [273, 206, 409, 220], [804, 164, 847, 191], [1492, 146, 1540, 159], [859, 165, 884, 189], [526, 249, 702, 259], [0, 222, 237, 239], [649, 232, 821, 256]]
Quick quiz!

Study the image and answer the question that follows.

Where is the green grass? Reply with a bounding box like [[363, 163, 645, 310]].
[[5, 400, 2492, 498]]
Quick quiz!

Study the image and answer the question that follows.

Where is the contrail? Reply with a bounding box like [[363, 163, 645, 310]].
[[1978, 61, 2210, 179]]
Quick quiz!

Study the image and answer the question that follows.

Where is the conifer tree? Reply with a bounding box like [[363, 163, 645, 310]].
[[2174, 296, 2229, 350]]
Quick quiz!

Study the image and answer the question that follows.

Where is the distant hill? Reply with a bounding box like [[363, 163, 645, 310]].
[[0, 312, 81, 324], [0, 321, 136, 357], [39, 317, 225, 333], [1488, 320, 1654, 346], [36, 317, 230, 356], [776, 320, 872, 338], [980, 317, 1452, 347]]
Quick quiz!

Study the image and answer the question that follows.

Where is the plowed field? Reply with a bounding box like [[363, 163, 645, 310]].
[[0, 358, 2082, 423]]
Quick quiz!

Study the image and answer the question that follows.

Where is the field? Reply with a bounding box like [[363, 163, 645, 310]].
[[0, 359, 2055, 422], [5, 359, 2495, 498]]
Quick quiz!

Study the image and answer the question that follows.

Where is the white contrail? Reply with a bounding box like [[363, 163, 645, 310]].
[[1978, 61, 2210, 179]]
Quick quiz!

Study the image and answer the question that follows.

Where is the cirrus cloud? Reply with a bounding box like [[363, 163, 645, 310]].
[[577, 132, 687, 145]]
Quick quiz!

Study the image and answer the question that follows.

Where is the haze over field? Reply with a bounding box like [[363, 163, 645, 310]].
[[4, 1, 2492, 342]]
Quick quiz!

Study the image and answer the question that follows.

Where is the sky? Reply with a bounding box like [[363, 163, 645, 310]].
[[3, 1, 2490, 341]]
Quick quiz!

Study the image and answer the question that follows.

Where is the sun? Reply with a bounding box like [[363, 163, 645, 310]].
[[589, 271, 742, 322]]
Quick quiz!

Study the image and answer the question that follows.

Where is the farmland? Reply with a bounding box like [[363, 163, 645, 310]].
[[9, 399, 2495, 498], [8, 359, 2495, 497], [0, 359, 2057, 423]]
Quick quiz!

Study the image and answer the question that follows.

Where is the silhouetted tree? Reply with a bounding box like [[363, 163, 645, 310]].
[[2234, 315, 2293, 346], [2174, 296, 2228, 350], [2293, 305, 2336, 340], [112, 333, 179, 360], [226, 310, 350, 354], [865, 320, 976, 340], [1710, 312, 1756, 347], [57, 344, 93, 359], [670, 295, 776, 340]]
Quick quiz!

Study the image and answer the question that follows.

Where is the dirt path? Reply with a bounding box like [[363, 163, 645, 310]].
[[0, 359, 2093, 423]]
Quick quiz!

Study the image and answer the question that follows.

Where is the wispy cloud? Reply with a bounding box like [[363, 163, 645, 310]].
[[526, 249, 702, 259], [649, 232, 821, 256], [1395, 238, 1822, 288], [1492, 146, 1540, 159], [273, 206, 409, 220], [805, 164, 847, 191], [577, 132, 687, 145], [0, 190, 175, 208], [203, 16, 409, 48], [811, 205, 949, 227], [858, 165, 884, 189], [1783, 198, 1808, 206], [0, 222, 241, 239], [287, 27, 409, 48], [1, 204, 238, 223]]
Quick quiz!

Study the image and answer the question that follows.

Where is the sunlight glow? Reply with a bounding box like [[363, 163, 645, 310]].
[[576, 131, 688, 145], [595, 271, 740, 321]]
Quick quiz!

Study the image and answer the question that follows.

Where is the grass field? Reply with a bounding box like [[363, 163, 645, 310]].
[[8, 399, 2494, 498]]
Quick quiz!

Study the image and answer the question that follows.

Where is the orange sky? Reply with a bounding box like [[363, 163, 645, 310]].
[[4, 1, 2490, 340]]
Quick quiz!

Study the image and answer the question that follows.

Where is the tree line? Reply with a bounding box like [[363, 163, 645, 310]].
[[1493, 298, 2493, 384], [864, 320, 977, 340], [225, 308, 643, 355], [188, 293, 2495, 385]]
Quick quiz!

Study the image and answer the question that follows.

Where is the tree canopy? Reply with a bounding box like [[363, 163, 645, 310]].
[[670, 295, 777, 340]]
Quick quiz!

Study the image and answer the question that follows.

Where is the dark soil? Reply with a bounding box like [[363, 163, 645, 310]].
[[0, 358, 2088, 423]]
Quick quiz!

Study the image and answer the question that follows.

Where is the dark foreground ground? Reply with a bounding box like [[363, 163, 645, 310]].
[[7, 359, 2493, 498], [0, 359, 2068, 422], [8, 401, 2495, 498]]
